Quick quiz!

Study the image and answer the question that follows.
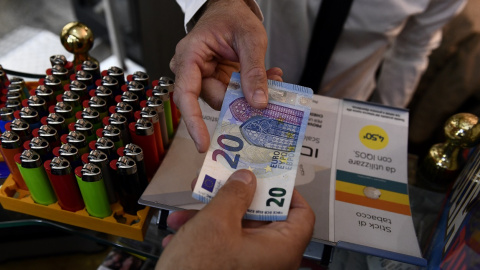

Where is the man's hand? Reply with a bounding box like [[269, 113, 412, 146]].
[[170, 0, 282, 153], [156, 170, 315, 269]]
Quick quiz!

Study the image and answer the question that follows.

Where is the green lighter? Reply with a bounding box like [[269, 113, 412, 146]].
[[75, 163, 112, 218], [16, 149, 57, 205]]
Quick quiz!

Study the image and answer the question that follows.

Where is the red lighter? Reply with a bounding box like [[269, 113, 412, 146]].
[[128, 119, 160, 178], [44, 158, 85, 212]]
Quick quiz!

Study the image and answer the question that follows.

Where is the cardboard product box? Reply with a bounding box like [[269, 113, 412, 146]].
[[141, 93, 426, 266]]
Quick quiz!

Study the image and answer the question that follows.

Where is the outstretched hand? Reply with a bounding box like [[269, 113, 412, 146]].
[[156, 170, 315, 269], [170, 0, 282, 153]]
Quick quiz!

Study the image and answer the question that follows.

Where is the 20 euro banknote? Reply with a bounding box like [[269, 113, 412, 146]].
[[192, 72, 313, 221]]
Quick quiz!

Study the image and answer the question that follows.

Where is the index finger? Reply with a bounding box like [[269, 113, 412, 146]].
[[171, 56, 211, 153], [284, 189, 315, 241]]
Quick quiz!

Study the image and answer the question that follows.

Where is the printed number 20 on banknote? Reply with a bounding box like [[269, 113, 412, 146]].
[[193, 72, 313, 221]]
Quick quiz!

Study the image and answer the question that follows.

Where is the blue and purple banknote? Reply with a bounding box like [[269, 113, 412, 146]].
[[193, 72, 313, 221]]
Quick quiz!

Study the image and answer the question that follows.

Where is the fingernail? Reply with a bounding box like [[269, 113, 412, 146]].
[[252, 89, 267, 105], [230, 170, 253, 185]]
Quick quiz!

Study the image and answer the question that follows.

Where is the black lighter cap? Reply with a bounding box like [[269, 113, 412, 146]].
[[123, 143, 144, 162], [1, 130, 22, 149], [116, 156, 137, 175], [50, 156, 72, 175], [0, 107, 15, 121], [80, 163, 103, 182], [134, 118, 154, 136], [20, 149, 42, 168], [50, 55, 68, 66]]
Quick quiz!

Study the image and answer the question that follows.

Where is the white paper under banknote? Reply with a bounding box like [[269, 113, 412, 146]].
[[193, 72, 313, 221]]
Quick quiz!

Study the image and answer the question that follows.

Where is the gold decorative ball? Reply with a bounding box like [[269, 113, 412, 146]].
[[444, 113, 480, 148], [60, 22, 94, 54]]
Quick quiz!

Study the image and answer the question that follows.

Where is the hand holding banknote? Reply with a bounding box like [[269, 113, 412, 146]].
[[170, 0, 283, 153], [193, 73, 313, 221], [156, 170, 315, 270]]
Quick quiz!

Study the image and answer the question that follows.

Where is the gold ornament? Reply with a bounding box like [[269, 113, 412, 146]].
[[416, 113, 480, 192], [60, 22, 98, 67]]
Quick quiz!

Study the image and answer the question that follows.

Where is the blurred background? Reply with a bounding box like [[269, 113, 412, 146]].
[[0, 0, 186, 78]]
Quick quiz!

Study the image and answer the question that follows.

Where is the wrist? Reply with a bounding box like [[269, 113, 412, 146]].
[[192, 0, 262, 26]]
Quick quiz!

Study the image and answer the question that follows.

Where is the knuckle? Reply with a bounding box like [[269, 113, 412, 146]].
[[169, 56, 177, 73], [246, 66, 266, 78], [172, 90, 181, 107]]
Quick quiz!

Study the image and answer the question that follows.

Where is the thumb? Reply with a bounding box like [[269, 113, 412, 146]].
[[236, 29, 269, 109], [200, 170, 257, 223]]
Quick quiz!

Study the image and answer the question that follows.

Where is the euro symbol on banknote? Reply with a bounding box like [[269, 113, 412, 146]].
[[193, 72, 313, 221]]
